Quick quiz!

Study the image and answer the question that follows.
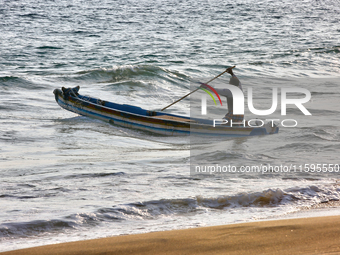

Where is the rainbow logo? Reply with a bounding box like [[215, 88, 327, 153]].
[[199, 83, 223, 106]]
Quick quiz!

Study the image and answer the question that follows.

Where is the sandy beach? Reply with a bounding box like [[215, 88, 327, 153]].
[[2, 215, 340, 255]]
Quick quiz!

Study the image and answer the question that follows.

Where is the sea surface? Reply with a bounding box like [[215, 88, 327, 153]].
[[1, 0, 340, 252]]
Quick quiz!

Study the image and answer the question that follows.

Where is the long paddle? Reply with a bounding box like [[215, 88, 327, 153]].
[[161, 66, 235, 111]]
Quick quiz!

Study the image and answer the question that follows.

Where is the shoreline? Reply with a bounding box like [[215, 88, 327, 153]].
[[2, 215, 340, 255]]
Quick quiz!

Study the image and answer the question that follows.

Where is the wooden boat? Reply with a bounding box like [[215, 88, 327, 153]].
[[53, 86, 279, 136]]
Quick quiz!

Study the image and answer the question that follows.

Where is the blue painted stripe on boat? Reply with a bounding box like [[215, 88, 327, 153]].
[[57, 98, 190, 135], [56, 94, 275, 137]]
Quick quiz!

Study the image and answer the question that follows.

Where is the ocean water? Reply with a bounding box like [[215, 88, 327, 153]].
[[1, 0, 340, 252]]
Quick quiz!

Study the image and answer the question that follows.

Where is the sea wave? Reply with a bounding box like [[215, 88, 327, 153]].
[[73, 65, 189, 86], [2, 184, 339, 239], [0, 76, 45, 90]]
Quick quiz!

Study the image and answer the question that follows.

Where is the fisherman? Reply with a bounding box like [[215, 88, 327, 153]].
[[200, 67, 244, 125]]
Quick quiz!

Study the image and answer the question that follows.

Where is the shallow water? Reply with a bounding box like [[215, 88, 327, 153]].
[[1, 0, 340, 252]]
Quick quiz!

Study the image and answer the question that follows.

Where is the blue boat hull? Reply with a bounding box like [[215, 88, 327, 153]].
[[53, 87, 279, 137]]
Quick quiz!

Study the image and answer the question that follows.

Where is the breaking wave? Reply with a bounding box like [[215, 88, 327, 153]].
[[2, 184, 339, 239]]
